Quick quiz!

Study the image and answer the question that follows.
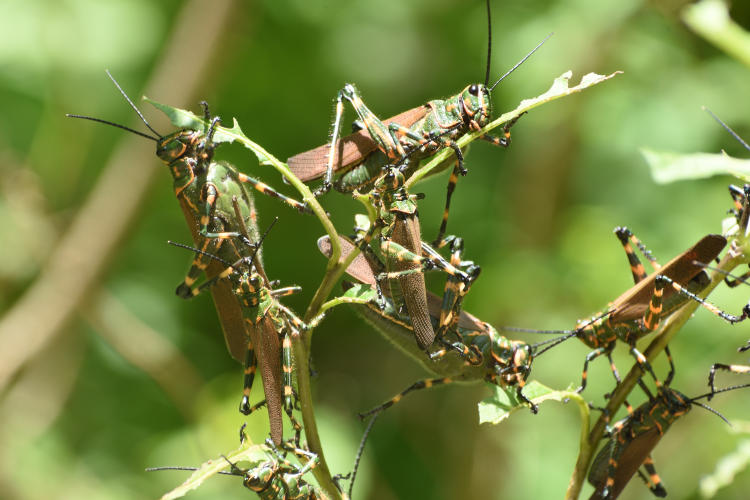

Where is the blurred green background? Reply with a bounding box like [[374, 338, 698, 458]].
[[1, 0, 750, 498]]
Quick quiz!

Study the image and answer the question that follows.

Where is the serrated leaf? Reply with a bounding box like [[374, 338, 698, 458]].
[[641, 148, 750, 184], [514, 70, 622, 114], [409, 70, 622, 187], [478, 381, 572, 425], [144, 98, 242, 146], [159, 443, 269, 500]]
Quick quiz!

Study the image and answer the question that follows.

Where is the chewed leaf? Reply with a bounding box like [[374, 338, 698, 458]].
[[641, 148, 750, 183], [478, 381, 570, 425], [409, 71, 622, 187], [144, 98, 244, 146], [158, 443, 269, 500], [515, 71, 621, 111]]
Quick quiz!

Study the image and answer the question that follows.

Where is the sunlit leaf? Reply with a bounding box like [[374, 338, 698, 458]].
[[159, 442, 269, 500], [478, 381, 571, 425], [641, 148, 750, 183]]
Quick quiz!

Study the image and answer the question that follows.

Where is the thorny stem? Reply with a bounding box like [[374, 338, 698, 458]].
[[564, 241, 748, 500]]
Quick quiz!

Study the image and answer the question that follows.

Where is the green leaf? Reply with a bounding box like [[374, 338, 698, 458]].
[[641, 148, 750, 184], [408, 70, 622, 188], [341, 283, 377, 301], [478, 381, 572, 425], [143, 98, 244, 146], [159, 443, 269, 500]]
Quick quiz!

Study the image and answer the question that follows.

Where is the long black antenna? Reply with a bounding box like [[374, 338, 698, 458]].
[[105, 69, 162, 137], [489, 33, 553, 92], [167, 240, 232, 267], [689, 382, 750, 425], [704, 106, 750, 152], [533, 331, 578, 356], [145, 465, 239, 477], [484, 0, 492, 88], [693, 261, 750, 287], [500, 308, 613, 336], [65, 114, 158, 141]]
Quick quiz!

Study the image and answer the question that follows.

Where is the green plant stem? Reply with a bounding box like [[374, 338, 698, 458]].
[[321, 295, 372, 313], [564, 246, 747, 499], [564, 391, 592, 500]]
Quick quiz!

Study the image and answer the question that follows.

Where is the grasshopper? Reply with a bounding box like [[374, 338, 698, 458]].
[[288, 0, 548, 245], [172, 213, 324, 446], [149, 431, 321, 499], [68, 73, 310, 364], [588, 362, 750, 499], [319, 234, 567, 414], [503, 229, 743, 393], [353, 166, 479, 353]]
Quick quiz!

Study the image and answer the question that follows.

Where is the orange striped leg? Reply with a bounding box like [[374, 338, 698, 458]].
[[358, 377, 453, 419]]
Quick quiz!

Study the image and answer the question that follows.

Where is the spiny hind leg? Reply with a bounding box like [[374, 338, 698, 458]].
[[613, 227, 660, 284]]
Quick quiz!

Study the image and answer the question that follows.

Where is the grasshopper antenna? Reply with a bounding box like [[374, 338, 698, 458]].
[[105, 69, 162, 137], [488, 32, 553, 92], [500, 308, 612, 336], [693, 261, 750, 286], [66, 70, 162, 141], [484, 0, 492, 88], [703, 106, 750, 152], [167, 240, 232, 267], [689, 382, 750, 425], [532, 331, 578, 356], [65, 114, 158, 141], [145, 465, 239, 476]]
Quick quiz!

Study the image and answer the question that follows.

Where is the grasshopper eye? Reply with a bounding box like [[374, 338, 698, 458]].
[[468, 84, 479, 96]]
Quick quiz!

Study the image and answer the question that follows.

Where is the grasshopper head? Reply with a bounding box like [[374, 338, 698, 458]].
[[488, 329, 533, 387], [459, 83, 492, 130], [156, 129, 205, 163], [375, 167, 406, 195]]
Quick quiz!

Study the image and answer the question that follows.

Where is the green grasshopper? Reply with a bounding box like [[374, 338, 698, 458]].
[[288, 0, 548, 245], [588, 363, 750, 499], [353, 166, 478, 354], [68, 73, 311, 364], [503, 229, 743, 393], [149, 433, 321, 500], [172, 213, 323, 446], [319, 234, 567, 414], [228, 436, 320, 500]]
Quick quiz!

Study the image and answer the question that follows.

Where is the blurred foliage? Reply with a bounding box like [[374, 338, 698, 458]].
[[1, 0, 750, 499]]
